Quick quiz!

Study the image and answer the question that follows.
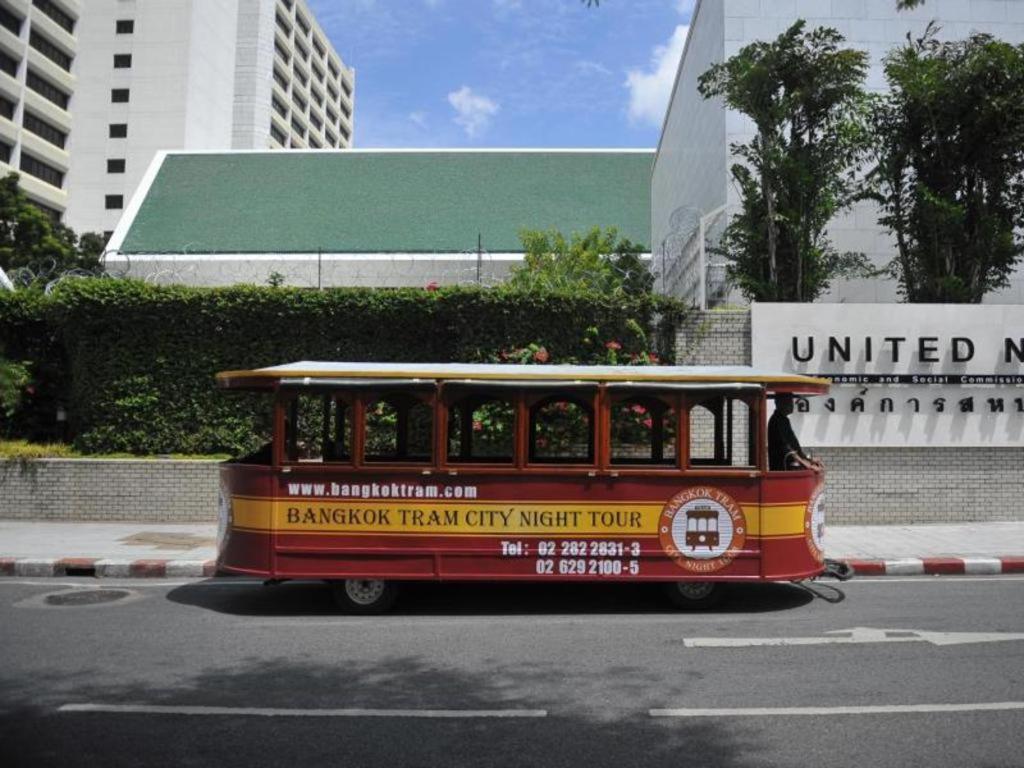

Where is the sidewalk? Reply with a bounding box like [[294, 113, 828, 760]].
[[1, 520, 1023, 578]]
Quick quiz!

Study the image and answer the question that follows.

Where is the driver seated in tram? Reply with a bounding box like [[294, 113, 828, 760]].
[[768, 393, 823, 472]]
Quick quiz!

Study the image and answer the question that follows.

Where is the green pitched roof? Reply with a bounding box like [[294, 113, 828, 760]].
[[118, 150, 653, 255]]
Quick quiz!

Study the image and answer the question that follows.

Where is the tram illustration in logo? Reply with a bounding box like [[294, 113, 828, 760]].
[[805, 483, 826, 561], [659, 486, 746, 573]]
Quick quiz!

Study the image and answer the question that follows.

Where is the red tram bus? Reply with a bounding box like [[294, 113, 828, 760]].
[[216, 362, 830, 612]]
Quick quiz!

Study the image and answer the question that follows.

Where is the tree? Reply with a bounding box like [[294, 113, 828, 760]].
[[871, 27, 1024, 302], [506, 226, 654, 295], [0, 173, 103, 280], [698, 21, 872, 302]]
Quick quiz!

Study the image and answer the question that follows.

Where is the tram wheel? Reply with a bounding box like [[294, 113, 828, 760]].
[[664, 581, 724, 610], [330, 579, 399, 614]]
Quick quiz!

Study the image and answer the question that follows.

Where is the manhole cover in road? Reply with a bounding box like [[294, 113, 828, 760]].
[[45, 589, 132, 606]]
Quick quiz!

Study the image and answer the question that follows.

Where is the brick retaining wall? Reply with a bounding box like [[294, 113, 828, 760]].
[[0, 459, 220, 522]]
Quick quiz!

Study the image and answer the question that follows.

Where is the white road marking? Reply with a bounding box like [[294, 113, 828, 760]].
[[682, 627, 1024, 648], [651, 702, 1024, 718], [58, 703, 547, 718]]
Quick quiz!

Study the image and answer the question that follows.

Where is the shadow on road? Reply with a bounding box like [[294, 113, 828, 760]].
[[0, 654, 761, 768], [165, 579, 818, 617]]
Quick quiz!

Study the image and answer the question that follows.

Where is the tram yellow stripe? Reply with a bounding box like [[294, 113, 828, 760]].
[[230, 498, 809, 538]]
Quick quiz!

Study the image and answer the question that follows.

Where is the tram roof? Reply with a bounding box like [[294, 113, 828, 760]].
[[216, 362, 829, 393]]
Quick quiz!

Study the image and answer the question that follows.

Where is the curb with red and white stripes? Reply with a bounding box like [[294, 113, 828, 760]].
[[844, 556, 1024, 576], [0, 556, 1022, 579], [0, 557, 217, 578]]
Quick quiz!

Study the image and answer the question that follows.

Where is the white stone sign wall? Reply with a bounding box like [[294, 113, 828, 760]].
[[751, 304, 1024, 447]]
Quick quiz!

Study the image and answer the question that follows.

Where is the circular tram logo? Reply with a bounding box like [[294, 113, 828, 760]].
[[805, 484, 826, 562], [659, 486, 746, 573]]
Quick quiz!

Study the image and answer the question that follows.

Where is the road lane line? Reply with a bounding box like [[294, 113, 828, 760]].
[[57, 703, 547, 718], [650, 702, 1024, 718]]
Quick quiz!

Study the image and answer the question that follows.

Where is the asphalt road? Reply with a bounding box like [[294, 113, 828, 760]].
[[1, 575, 1023, 768]]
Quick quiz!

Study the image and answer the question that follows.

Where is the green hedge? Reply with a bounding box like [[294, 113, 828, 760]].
[[0, 280, 685, 455]]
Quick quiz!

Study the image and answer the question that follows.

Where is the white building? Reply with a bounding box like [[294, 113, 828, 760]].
[[63, 0, 354, 237], [654, 0, 1024, 306], [0, 0, 78, 221]]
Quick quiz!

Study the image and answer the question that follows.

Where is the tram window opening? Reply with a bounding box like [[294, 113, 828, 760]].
[[687, 394, 755, 468], [610, 396, 677, 466], [283, 393, 351, 463], [529, 395, 594, 464], [363, 393, 433, 463], [447, 395, 515, 463]]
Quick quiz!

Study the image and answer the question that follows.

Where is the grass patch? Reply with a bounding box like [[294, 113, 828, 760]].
[[0, 440, 230, 461]]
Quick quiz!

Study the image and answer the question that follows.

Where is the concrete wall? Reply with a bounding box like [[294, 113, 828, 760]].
[[677, 308, 1024, 524], [0, 459, 219, 522]]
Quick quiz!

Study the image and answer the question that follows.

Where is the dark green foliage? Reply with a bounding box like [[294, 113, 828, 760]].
[[0, 173, 105, 281], [871, 26, 1024, 302], [0, 280, 684, 455], [698, 22, 874, 302]]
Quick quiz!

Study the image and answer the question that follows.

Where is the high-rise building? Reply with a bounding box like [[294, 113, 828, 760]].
[[0, 0, 78, 222], [63, 0, 354, 237]]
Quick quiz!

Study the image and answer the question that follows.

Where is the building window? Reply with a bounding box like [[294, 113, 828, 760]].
[[113, 53, 132, 69], [312, 38, 325, 58], [269, 122, 286, 145], [327, 84, 338, 103], [325, 129, 337, 147], [0, 4, 22, 36], [29, 199, 61, 223], [105, 194, 124, 210], [26, 70, 69, 110], [109, 123, 127, 138], [107, 158, 126, 173], [22, 111, 66, 149], [272, 96, 287, 119], [290, 117, 304, 138], [341, 79, 352, 98], [295, 39, 309, 62], [116, 19, 134, 34], [309, 135, 321, 148], [34, 0, 75, 34], [340, 101, 351, 120], [0, 95, 14, 120], [312, 62, 324, 83], [30, 30, 73, 72], [274, 11, 291, 36], [0, 48, 17, 77], [20, 152, 64, 188], [272, 67, 288, 91], [274, 38, 290, 63], [326, 107, 337, 125], [310, 112, 322, 131], [0, 141, 11, 164], [295, 12, 310, 35], [328, 61, 339, 79], [340, 124, 350, 142], [292, 92, 306, 113], [111, 88, 129, 103], [293, 66, 307, 88], [310, 85, 323, 107]]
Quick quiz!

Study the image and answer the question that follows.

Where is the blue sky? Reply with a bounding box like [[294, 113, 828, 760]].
[[306, 0, 694, 148]]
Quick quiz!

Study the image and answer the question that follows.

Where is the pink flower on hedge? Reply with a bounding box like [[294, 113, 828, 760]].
[[643, 417, 653, 429], [533, 347, 550, 363], [425, 281, 439, 291], [25, 385, 36, 396], [631, 404, 647, 415], [605, 340, 622, 351], [472, 420, 483, 432], [648, 352, 660, 363]]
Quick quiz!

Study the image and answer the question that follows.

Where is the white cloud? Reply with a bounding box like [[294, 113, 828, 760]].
[[408, 111, 428, 128], [675, 0, 696, 16], [624, 24, 689, 128], [447, 86, 500, 137], [575, 59, 612, 77]]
